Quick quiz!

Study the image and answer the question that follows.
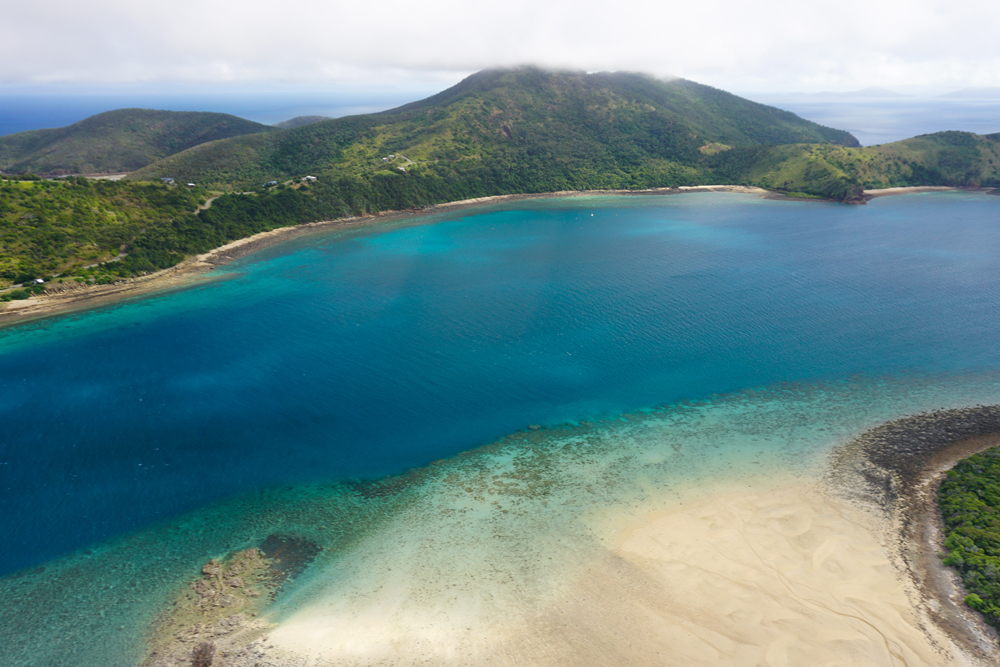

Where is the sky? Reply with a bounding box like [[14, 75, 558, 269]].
[[3, 0, 1000, 96]]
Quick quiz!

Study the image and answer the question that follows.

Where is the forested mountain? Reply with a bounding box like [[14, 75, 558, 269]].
[[129, 67, 859, 194], [0, 109, 274, 176]]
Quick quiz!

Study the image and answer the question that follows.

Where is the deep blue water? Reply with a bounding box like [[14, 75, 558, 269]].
[[2, 191, 1000, 577]]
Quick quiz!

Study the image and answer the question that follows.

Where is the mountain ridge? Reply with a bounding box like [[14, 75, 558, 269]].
[[128, 67, 859, 194], [0, 109, 275, 176]]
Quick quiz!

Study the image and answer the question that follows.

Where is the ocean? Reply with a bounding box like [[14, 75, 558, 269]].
[[748, 95, 1000, 145], [2, 191, 1000, 665]]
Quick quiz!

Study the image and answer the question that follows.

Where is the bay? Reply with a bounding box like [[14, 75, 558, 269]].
[[3, 191, 1000, 575], [2, 190, 1000, 665]]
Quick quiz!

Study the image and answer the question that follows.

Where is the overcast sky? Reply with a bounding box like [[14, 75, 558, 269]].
[[3, 0, 999, 94]]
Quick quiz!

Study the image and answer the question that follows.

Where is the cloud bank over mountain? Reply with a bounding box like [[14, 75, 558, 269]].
[[3, 0, 999, 92]]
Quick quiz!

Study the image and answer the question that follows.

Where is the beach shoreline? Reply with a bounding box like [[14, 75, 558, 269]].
[[3, 183, 980, 330], [0, 185, 767, 328], [863, 185, 984, 199], [140, 406, 1000, 667], [906, 432, 1000, 660]]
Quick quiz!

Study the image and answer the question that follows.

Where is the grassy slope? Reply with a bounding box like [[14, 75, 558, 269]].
[[0, 109, 275, 176], [129, 68, 860, 194]]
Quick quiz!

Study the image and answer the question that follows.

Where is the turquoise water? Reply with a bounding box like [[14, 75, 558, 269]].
[[2, 191, 1000, 665]]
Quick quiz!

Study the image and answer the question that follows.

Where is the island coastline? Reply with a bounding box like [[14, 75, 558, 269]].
[[2, 183, 980, 330], [1, 185, 767, 329]]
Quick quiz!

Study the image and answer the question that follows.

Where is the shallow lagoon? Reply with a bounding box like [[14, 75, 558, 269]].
[[2, 191, 1000, 665]]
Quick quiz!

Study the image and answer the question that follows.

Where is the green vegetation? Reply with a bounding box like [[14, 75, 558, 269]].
[[273, 115, 333, 129], [129, 68, 860, 197], [0, 109, 274, 176], [0, 177, 206, 285], [127, 69, 1000, 203], [2, 68, 999, 298], [706, 132, 1000, 201], [939, 447, 1000, 632], [0, 282, 46, 302], [0, 176, 356, 289]]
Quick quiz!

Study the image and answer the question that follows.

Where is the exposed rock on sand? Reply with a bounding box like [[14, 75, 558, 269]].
[[143, 534, 322, 667]]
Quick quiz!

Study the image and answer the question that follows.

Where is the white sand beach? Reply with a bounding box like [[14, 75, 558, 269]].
[[258, 478, 991, 667]]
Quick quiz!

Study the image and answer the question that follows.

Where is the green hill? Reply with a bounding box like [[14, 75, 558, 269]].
[[707, 131, 1000, 201], [0, 109, 275, 176], [129, 67, 859, 193]]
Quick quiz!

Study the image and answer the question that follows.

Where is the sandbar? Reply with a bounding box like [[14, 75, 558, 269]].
[[193, 408, 1000, 667], [258, 482, 972, 667]]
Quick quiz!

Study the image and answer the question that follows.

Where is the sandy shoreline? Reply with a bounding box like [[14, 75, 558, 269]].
[[253, 481, 941, 667], [141, 407, 1000, 667], [863, 186, 985, 199], [0, 184, 809, 329], [827, 406, 1000, 663]]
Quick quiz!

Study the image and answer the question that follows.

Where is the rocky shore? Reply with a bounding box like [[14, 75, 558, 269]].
[[827, 405, 1000, 663]]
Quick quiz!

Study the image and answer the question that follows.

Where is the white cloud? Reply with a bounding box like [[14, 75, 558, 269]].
[[2, 0, 999, 92]]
